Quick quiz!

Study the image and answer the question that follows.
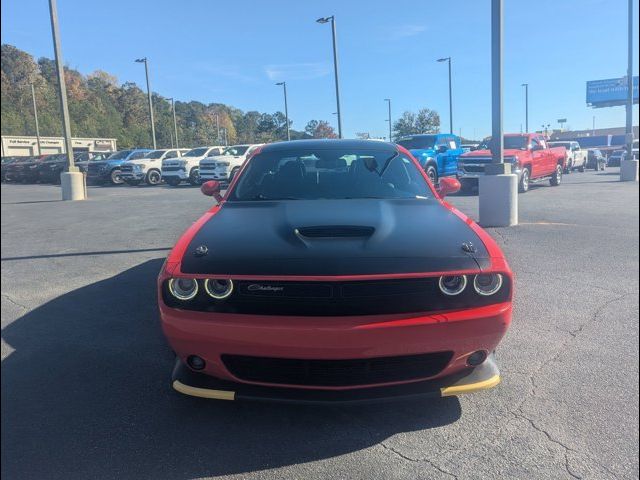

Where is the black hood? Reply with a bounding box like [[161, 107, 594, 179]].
[[181, 199, 490, 276]]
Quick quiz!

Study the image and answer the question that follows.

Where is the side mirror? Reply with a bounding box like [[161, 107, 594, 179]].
[[201, 180, 223, 202], [436, 177, 460, 198], [437, 145, 448, 153]]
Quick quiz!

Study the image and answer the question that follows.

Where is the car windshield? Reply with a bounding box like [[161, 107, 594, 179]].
[[222, 146, 250, 156], [107, 150, 132, 160], [229, 148, 432, 201], [477, 136, 529, 150], [145, 150, 166, 159], [397, 136, 436, 150], [184, 147, 209, 157], [550, 142, 571, 149]]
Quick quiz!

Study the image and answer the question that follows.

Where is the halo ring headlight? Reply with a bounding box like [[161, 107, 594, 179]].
[[204, 279, 234, 300], [438, 275, 467, 296], [168, 277, 198, 300], [473, 274, 503, 296]]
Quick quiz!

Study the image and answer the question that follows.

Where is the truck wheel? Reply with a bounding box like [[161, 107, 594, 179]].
[[564, 160, 572, 174], [110, 169, 124, 185], [518, 167, 531, 193], [425, 164, 438, 185], [459, 179, 476, 195], [578, 161, 585, 173], [188, 168, 201, 186], [125, 179, 141, 186], [165, 177, 181, 187], [146, 169, 162, 186], [550, 164, 563, 186]]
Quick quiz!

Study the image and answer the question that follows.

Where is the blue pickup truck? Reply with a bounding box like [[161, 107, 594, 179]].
[[396, 134, 464, 184], [86, 148, 152, 185]]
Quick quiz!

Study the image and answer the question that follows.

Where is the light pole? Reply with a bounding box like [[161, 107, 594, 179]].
[[317, 16, 342, 138], [166, 97, 179, 149], [135, 57, 156, 149], [621, 0, 638, 179], [384, 98, 392, 142], [521, 83, 529, 133], [479, 0, 518, 227], [30, 84, 42, 155], [48, 0, 84, 200], [437, 57, 453, 134], [214, 113, 220, 143], [276, 81, 290, 141]]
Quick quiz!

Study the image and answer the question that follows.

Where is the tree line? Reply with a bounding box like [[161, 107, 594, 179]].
[[0, 44, 337, 149]]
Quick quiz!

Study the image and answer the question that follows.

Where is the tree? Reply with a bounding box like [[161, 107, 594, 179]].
[[305, 120, 337, 139], [392, 108, 440, 139]]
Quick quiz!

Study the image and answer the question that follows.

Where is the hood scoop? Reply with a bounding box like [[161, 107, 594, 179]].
[[295, 225, 375, 238]]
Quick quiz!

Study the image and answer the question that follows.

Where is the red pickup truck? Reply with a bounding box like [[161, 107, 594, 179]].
[[457, 133, 568, 193]]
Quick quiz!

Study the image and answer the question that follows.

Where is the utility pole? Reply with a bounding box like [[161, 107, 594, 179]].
[[30, 84, 42, 155], [170, 98, 179, 148], [437, 57, 453, 134], [621, 0, 638, 180], [48, 0, 85, 200]]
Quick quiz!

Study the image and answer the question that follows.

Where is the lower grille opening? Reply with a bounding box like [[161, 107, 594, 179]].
[[222, 352, 453, 387]]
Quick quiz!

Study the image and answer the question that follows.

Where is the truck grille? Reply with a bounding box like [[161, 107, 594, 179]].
[[463, 165, 485, 173], [222, 352, 454, 386], [120, 165, 133, 173]]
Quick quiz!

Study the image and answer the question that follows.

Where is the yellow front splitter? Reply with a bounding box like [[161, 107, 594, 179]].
[[170, 355, 501, 404]]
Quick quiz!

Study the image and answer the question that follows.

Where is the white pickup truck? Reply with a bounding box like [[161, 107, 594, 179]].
[[161, 146, 225, 186], [548, 141, 587, 173], [198, 144, 262, 184], [121, 148, 189, 186]]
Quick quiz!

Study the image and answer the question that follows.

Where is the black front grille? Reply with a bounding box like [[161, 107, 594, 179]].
[[162, 277, 511, 316], [120, 165, 133, 172], [463, 165, 485, 173], [222, 352, 453, 386]]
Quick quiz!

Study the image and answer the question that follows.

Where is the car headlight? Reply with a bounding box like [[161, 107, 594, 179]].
[[438, 275, 467, 296], [473, 274, 503, 296], [168, 277, 199, 300], [204, 279, 234, 299]]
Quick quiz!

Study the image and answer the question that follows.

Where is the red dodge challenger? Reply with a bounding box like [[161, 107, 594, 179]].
[[158, 139, 512, 403]]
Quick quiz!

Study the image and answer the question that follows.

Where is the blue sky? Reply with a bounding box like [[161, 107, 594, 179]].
[[2, 0, 638, 140]]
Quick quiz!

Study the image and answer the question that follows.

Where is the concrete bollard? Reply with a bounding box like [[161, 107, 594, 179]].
[[61, 171, 87, 201], [620, 159, 639, 182], [479, 174, 518, 227]]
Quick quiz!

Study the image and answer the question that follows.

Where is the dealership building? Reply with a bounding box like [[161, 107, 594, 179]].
[[1, 135, 117, 157]]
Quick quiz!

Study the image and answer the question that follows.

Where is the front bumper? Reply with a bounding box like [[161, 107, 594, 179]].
[[457, 165, 522, 180], [161, 169, 189, 180], [121, 171, 145, 181], [160, 300, 511, 396], [171, 353, 501, 404], [199, 169, 229, 181]]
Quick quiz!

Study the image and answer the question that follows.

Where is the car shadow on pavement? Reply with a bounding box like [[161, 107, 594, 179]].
[[1, 259, 461, 480]]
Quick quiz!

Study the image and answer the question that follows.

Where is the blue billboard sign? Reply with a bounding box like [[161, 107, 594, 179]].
[[586, 77, 639, 108]]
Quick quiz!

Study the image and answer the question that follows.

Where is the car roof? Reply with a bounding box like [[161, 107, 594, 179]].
[[261, 139, 397, 153]]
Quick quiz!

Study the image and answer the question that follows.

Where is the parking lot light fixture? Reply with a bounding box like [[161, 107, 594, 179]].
[[384, 99, 392, 142], [276, 82, 290, 141], [48, 0, 85, 200], [30, 84, 42, 156], [135, 57, 157, 149], [521, 83, 528, 133], [317, 15, 342, 139], [437, 57, 453, 134], [166, 97, 179, 149]]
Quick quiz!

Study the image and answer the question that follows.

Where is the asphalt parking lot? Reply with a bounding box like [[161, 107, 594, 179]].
[[1, 169, 638, 480]]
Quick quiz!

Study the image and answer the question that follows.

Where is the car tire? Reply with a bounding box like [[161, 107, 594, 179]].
[[459, 179, 476, 195], [146, 169, 162, 186], [564, 160, 572, 174], [578, 161, 585, 173], [125, 179, 141, 186], [425, 164, 438, 185], [110, 169, 124, 185], [188, 168, 200, 186], [550, 164, 563, 186], [165, 177, 181, 187], [518, 167, 531, 193]]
